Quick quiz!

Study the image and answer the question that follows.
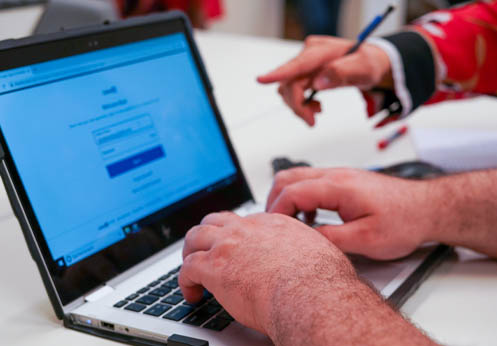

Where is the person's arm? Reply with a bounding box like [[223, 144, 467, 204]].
[[179, 212, 436, 345], [269, 269, 435, 346], [423, 170, 497, 258], [369, 0, 497, 119], [258, 1, 497, 126], [266, 167, 497, 260]]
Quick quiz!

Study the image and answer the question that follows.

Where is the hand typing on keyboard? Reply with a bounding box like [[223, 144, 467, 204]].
[[179, 212, 434, 345]]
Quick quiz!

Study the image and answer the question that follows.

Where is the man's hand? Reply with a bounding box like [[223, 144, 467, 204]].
[[257, 36, 392, 126], [266, 167, 436, 260], [179, 211, 357, 336], [179, 211, 435, 345]]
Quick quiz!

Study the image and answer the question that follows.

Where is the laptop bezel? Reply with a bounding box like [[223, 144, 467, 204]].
[[0, 12, 253, 317]]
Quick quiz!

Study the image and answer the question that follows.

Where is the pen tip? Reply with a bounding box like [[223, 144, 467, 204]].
[[386, 5, 396, 13]]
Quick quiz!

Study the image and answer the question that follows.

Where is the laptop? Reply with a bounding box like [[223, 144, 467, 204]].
[[0, 12, 451, 346]]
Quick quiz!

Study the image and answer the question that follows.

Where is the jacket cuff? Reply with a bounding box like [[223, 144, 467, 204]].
[[368, 31, 436, 118]]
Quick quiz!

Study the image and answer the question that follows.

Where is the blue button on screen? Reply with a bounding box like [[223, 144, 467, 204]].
[[106, 145, 166, 178]]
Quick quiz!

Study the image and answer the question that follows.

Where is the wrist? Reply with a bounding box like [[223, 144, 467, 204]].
[[268, 272, 433, 346], [422, 172, 497, 257], [373, 45, 394, 89], [265, 253, 360, 345]]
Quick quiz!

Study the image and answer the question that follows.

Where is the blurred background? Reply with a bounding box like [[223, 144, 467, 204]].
[[0, 0, 472, 40]]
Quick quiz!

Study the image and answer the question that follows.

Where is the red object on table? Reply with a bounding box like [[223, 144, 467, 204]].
[[377, 125, 409, 150]]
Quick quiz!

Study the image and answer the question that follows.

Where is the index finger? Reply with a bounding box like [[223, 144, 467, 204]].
[[266, 167, 326, 211], [268, 178, 344, 216], [257, 38, 352, 84], [182, 224, 218, 260], [257, 49, 326, 84], [179, 251, 211, 303]]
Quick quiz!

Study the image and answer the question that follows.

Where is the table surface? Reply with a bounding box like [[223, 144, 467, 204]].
[[0, 6, 497, 346]]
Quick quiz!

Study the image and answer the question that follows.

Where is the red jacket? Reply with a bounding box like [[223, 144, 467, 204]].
[[415, 0, 497, 104], [365, 1, 497, 125]]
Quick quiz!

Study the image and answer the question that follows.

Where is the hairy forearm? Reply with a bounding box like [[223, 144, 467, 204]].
[[426, 170, 497, 258], [267, 264, 435, 346]]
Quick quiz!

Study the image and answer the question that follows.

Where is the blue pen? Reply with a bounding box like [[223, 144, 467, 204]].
[[304, 5, 396, 104]]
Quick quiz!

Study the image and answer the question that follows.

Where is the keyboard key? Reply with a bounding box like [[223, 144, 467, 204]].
[[182, 296, 207, 308], [182, 299, 206, 308], [136, 295, 159, 305], [169, 265, 181, 275], [148, 280, 161, 287], [149, 287, 171, 297], [126, 293, 139, 301], [125, 303, 146, 312], [203, 317, 231, 331], [217, 310, 234, 321], [163, 306, 194, 321], [159, 274, 171, 281], [173, 290, 184, 298], [183, 305, 221, 326], [208, 299, 221, 308], [163, 279, 178, 289], [113, 300, 128, 308], [162, 295, 183, 305], [137, 287, 149, 294], [144, 303, 173, 317]]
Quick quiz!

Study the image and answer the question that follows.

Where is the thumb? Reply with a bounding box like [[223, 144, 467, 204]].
[[316, 218, 375, 255]]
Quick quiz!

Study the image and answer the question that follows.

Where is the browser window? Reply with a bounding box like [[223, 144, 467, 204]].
[[0, 33, 236, 267]]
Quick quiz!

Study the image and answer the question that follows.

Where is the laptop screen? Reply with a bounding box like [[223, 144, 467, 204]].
[[0, 16, 251, 305]]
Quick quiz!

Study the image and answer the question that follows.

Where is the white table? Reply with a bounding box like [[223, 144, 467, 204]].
[[0, 6, 497, 346]]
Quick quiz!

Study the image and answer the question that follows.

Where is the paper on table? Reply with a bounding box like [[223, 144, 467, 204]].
[[411, 128, 497, 173]]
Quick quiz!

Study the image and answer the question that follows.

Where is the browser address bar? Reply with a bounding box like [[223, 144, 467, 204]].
[[9, 41, 186, 91]]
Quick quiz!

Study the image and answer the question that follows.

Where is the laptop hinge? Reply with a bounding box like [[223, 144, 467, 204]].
[[84, 285, 114, 303]]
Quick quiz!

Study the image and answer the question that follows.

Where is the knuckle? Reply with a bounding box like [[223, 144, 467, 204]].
[[219, 211, 236, 217], [282, 183, 298, 196], [305, 35, 331, 46], [182, 252, 197, 268], [304, 35, 317, 46], [181, 252, 202, 276], [279, 185, 298, 203], [210, 240, 236, 262], [325, 61, 339, 74], [288, 166, 310, 176], [249, 212, 275, 223], [184, 226, 200, 244], [327, 167, 359, 183], [200, 212, 215, 224], [274, 170, 292, 188], [357, 223, 379, 246], [323, 63, 343, 85]]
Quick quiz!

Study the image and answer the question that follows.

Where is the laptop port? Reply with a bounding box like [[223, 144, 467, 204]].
[[100, 321, 115, 330]]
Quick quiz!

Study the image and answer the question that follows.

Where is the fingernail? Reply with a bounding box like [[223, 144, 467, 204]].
[[314, 76, 332, 90]]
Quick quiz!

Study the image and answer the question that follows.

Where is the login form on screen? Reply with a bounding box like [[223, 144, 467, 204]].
[[0, 33, 236, 267]]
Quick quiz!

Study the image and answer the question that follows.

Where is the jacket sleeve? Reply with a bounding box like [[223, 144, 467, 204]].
[[364, 0, 497, 124]]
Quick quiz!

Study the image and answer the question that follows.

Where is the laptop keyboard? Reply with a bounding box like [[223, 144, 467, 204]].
[[113, 265, 234, 331]]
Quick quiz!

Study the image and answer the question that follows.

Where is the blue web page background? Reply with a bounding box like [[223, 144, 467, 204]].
[[0, 33, 236, 266]]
